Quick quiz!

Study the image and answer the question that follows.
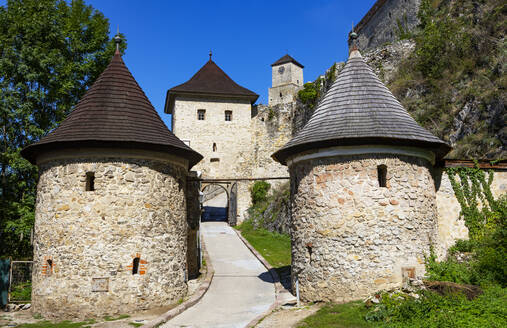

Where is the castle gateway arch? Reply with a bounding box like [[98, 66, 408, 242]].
[[200, 182, 237, 225]]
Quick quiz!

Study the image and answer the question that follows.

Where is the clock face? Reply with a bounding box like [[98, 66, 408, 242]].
[[278, 66, 285, 74]]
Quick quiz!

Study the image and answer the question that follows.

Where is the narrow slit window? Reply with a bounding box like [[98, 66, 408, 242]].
[[377, 165, 387, 188], [225, 110, 232, 121], [86, 172, 95, 191], [279, 92, 283, 98], [197, 109, 206, 120], [47, 259, 53, 275], [132, 257, 140, 275], [213, 143, 217, 152]]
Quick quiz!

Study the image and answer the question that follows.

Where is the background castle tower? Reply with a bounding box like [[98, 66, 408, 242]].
[[273, 35, 450, 303], [268, 54, 304, 106], [21, 45, 202, 319]]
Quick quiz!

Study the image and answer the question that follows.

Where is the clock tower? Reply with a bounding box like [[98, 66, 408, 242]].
[[268, 54, 304, 106]]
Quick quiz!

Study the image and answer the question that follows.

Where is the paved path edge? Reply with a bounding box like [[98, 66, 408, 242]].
[[142, 239, 215, 328], [234, 229, 292, 328]]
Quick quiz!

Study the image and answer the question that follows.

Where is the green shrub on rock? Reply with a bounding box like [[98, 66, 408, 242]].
[[250, 181, 271, 206]]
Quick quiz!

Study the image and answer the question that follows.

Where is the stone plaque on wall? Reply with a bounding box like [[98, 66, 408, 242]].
[[92, 277, 109, 292]]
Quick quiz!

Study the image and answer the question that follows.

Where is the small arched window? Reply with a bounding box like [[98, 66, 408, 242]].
[[279, 92, 283, 98], [377, 165, 387, 188], [132, 257, 140, 275], [213, 143, 217, 152]]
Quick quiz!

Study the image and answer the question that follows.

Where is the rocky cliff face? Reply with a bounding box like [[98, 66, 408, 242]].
[[294, 0, 506, 159], [380, 0, 505, 159]]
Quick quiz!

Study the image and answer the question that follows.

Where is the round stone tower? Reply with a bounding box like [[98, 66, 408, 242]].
[[21, 45, 202, 319], [272, 36, 450, 303]]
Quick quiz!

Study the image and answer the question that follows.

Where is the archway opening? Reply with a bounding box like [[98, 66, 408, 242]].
[[201, 184, 229, 222]]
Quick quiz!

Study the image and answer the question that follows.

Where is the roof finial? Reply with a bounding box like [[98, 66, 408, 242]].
[[209, 50, 212, 61], [114, 25, 121, 55], [349, 22, 359, 55]]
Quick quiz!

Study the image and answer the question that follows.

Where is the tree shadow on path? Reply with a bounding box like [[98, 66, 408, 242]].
[[257, 265, 292, 292]]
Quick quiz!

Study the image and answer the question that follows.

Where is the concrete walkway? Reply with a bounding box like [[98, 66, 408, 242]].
[[161, 221, 275, 328]]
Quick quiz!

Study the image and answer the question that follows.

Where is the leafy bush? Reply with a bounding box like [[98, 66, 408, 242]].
[[425, 248, 476, 285], [448, 239, 475, 255], [250, 181, 271, 206], [473, 222, 507, 286], [297, 82, 319, 108], [363, 286, 507, 328]]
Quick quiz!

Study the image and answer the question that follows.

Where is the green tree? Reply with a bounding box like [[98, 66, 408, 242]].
[[0, 0, 126, 259]]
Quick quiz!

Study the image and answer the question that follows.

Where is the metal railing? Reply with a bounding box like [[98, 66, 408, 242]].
[[8, 261, 33, 303]]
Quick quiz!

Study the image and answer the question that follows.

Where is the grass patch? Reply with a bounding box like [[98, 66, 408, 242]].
[[103, 314, 129, 321], [17, 320, 96, 328], [296, 286, 507, 328], [297, 301, 373, 328], [10, 281, 32, 301], [128, 322, 143, 327], [236, 219, 291, 269]]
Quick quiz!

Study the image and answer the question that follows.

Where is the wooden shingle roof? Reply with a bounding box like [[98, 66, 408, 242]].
[[271, 54, 304, 68], [21, 51, 203, 168], [165, 59, 258, 113], [272, 49, 451, 165]]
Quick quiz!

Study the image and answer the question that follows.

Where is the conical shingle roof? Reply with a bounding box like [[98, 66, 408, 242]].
[[165, 59, 258, 113], [272, 49, 450, 165], [21, 51, 203, 168]]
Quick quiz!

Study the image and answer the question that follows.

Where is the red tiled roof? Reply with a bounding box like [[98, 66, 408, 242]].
[[21, 51, 203, 168], [165, 60, 258, 113]]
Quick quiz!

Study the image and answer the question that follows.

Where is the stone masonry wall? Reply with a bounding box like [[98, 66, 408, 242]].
[[172, 96, 253, 179], [32, 157, 188, 319], [172, 96, 253, 223], [354, 0, 421, 51], [289, 154, 437, 302], [269, 84, 301, 107], [251, 104, 292, 180]]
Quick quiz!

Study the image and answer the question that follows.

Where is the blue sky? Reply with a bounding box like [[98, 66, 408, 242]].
[[3, 0, 377, 128]]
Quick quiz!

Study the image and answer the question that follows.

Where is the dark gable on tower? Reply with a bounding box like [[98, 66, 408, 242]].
[[164, 57, 258, 114]]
